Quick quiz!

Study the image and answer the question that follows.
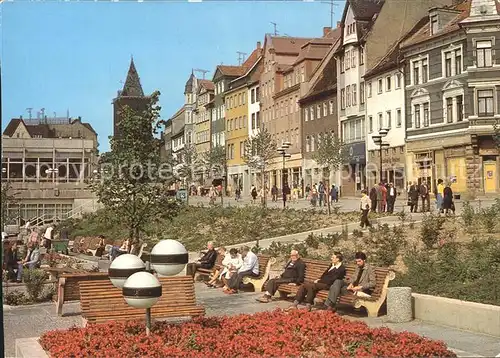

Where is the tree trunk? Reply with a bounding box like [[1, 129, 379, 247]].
[[261, 167, 266, 208], [326, 190, 331, 215]]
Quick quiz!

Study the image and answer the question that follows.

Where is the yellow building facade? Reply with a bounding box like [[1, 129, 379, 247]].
[[224, 85, 249, 194]]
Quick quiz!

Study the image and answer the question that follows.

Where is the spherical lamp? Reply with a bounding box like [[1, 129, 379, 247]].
[[109, 254, 146, 288], [123, 271, 162, 309], [150, 239, 188, 276]]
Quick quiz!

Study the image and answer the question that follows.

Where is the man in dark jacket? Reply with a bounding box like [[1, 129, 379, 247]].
[[369, 185, 378, 213], [325, 251, 376, 312], [286, 252, 346, 311], [257, 250, 305, 303], [186, 241, 218, 277]]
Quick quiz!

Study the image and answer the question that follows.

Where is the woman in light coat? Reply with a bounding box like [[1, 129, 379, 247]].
[[220, 248, 243, 289]]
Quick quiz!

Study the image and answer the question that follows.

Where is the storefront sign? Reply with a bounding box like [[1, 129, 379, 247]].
[[345, 142, 366, 165]]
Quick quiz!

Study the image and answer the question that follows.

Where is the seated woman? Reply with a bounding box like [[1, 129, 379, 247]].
[[205, 247, 227, 287], [110, 239, 130, 261], [94, 236, 106, 257], [219, 248, 243, 290]]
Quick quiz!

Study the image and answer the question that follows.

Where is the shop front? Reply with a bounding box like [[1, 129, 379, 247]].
[[341, 142, 366, 197]]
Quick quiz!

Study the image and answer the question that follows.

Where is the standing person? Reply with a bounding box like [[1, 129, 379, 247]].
[[209, 185, 217, 205], [285, 252, 346, 312], [251, 185, 258, 203], [419, 181, 430, 212], [225, 246, 259, 294], [186, 241, 218, 277], [271, 185, 278, 202], [443, 183, 454, 215], [386, 183, 397, 213], [310, 186, 318, 207], [330, 184, 339, 203], [43, 224, 54, 250], [318, 182, 325, 207], [359, 190, 372, 229], [257, 250, 305, 303], [436, 179, 444, 213], [282, 183, 290, 208], [408, 181, 419, 213], [292, 186, 299, 203], [305, 184, 311, 200], [369, 185, 378, 213], [377, 183, 387, 213]]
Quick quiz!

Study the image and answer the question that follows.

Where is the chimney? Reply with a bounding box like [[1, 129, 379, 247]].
[[323, 27, 331, 36], [257, 41, 262, 49], [337, 21, 341, 28]]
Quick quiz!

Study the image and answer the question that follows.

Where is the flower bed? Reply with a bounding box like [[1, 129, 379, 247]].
[[40, 310, 456, 357]]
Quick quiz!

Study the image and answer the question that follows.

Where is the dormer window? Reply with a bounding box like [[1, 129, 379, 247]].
[[430, 15, 439, 35]]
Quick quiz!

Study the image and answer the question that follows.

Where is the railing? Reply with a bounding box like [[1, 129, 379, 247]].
[[25, 199, 99, 228]]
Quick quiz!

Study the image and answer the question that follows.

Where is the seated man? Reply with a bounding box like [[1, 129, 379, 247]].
[[5, 241, 19, 282], [257, 249, 305, 303], [186, 241, 218, 278], [17, 241, 41, 283], [324, 251, 376, 312], [286, 252, 345, 312], [225, 246, 259, 294], [110, 238, 130, 261], [94, 235, 106, 258]]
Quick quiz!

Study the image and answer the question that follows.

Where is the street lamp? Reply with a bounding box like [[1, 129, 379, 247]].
[[108, 239, 188, 336], [277, 141, 292, 209], [371, 128, 390, 184]]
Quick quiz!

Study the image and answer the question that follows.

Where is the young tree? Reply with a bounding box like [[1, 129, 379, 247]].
[[244, 127, 277, 207], [312, 132, 347, 215], [90, 91, 179, 252], [203, 145, 226, 205], [1, 181, 18, 230], [176, 144, 198, 205]]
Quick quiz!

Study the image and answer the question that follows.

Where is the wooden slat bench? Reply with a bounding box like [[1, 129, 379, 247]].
[[242, 254, 276, 292], [79, 276, 205, 325], [193, 253, 224, 281], [43, 266, 87, 281], [55, 272, 109, 316], [277, 258, 395, 317]]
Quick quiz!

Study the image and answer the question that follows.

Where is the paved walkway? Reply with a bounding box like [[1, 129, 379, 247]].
[[5, 284, 500, 357]]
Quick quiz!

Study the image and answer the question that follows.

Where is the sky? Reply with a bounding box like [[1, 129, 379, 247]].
[[1, 0, 343, 152]]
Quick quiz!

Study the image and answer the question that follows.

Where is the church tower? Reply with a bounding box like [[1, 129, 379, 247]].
[[112, 58, 149, 138]]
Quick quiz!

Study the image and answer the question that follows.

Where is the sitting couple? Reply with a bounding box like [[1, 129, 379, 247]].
[[257, 251, 375, 313]]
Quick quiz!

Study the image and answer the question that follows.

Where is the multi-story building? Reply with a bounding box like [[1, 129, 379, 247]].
[[160, 119, 172, 161], [112, 59, 149, 139], [299, 32, 341, 189], [193, 79, 214, 186], [2, 116, 98, 225], [183, 72, 197, 150], [401, 0, 499, 195], [170, 106, 186, 162], [224, 43, 263, 194]]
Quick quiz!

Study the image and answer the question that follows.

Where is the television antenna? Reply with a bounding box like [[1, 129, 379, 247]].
[[193, 68, 210, 79], [321, 0, 339, 28], [236, 52, 247, 65], [270, 22, 279, 36], [26, 107, 33, 120]]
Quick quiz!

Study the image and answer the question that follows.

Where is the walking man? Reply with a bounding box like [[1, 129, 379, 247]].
[[359, 190, 372, 229]]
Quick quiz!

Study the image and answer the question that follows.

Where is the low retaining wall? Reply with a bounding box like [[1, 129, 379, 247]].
[[15, 337, 48, 358], [413, 293, 500, 337]]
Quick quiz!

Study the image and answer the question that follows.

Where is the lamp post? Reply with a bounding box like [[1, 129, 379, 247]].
[[371, 128, 390, 184], [277, 142, 292, 209], [108, 239, 188, 336]]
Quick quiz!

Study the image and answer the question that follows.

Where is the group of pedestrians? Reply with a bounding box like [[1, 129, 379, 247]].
[[407, 179, 455, 214], [305, 182, 339, 207], [368, 182, 398, 214]]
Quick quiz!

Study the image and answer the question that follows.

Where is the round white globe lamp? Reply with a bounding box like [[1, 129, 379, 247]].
[[108, 254, 146, 288], [150, 239, 188, 276], [123, 271, 162, 309]]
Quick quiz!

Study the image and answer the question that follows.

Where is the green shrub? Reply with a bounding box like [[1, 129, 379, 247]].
[[4, 291, 29, 305], [363, 224, 406, 267], [317, 233, 342, 247], [461, 201, 475, 228], [420, 214, 446, 249], [22, 269, 48, 301], [304, 233, 320, 249]]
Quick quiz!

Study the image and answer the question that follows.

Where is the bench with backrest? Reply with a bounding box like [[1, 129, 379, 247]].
[[193, 253, 224, 281], [55, 272, 109, 316], [277, 258, 395, 317], [79, 276, 205, 325], [241, 254, 276, 292]]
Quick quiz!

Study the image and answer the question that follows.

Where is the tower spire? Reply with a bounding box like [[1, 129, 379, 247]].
[[121, 57, 144, 97]]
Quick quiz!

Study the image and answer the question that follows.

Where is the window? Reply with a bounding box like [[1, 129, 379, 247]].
[[351, 50, 356, 68], [345, 51, 350, 70], [457, 95, 463, 122], [413, 62, 420, 85], [329, 100, 334, 114], [300, 66, 305, 82], [396, 73, 401, 88], [368, 116, 373, 133], [422, 59, 428, 83], [311, 135, 316, 152], [455, 50, 462, 75], [359, 47, 364, 65], [386, 76, 391, 91], [445, 52, 452, 77], [430, 15, 438, 35], [386, 110, 392, 128], [310, 107, 315, 120], [251, 89, 255, 103], [446, 98, 453, 123], [340, 55, 345, 73], [346, 85, 351, 107], [396, 109, 402, 127], [367, 82, 372, 97], [256, 112, 260, 128], [256, 87, 260, 101], [304, 108, 309, 122], [414, 104, 421, 128], [476, 40, 492, 67], [317, 104, 322, 118], [323, 102, 327, 116], [477, 89, 494, 116], [360, 82, 365, 104], [378, 113, 383, 130], [378, 79, 383, 94], [341, 89, 346, 109], [423, 103, 429, 127], [306, 136, 311, 152], [352, 84, 357, 106]]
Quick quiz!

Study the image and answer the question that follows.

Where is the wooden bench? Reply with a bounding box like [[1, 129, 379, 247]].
[[55, 272, 109, 316], [79, 276, 205, 325], [242, 254, 276, 292], [277, 258, 395, 317], [193, 253, 224, 281], [43, 266, 87, 281]]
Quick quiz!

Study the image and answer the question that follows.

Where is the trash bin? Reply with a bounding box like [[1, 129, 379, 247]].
[[176, 189, 188, 203], [387, 287, 413, 323], [52, 240, 69, 255]]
